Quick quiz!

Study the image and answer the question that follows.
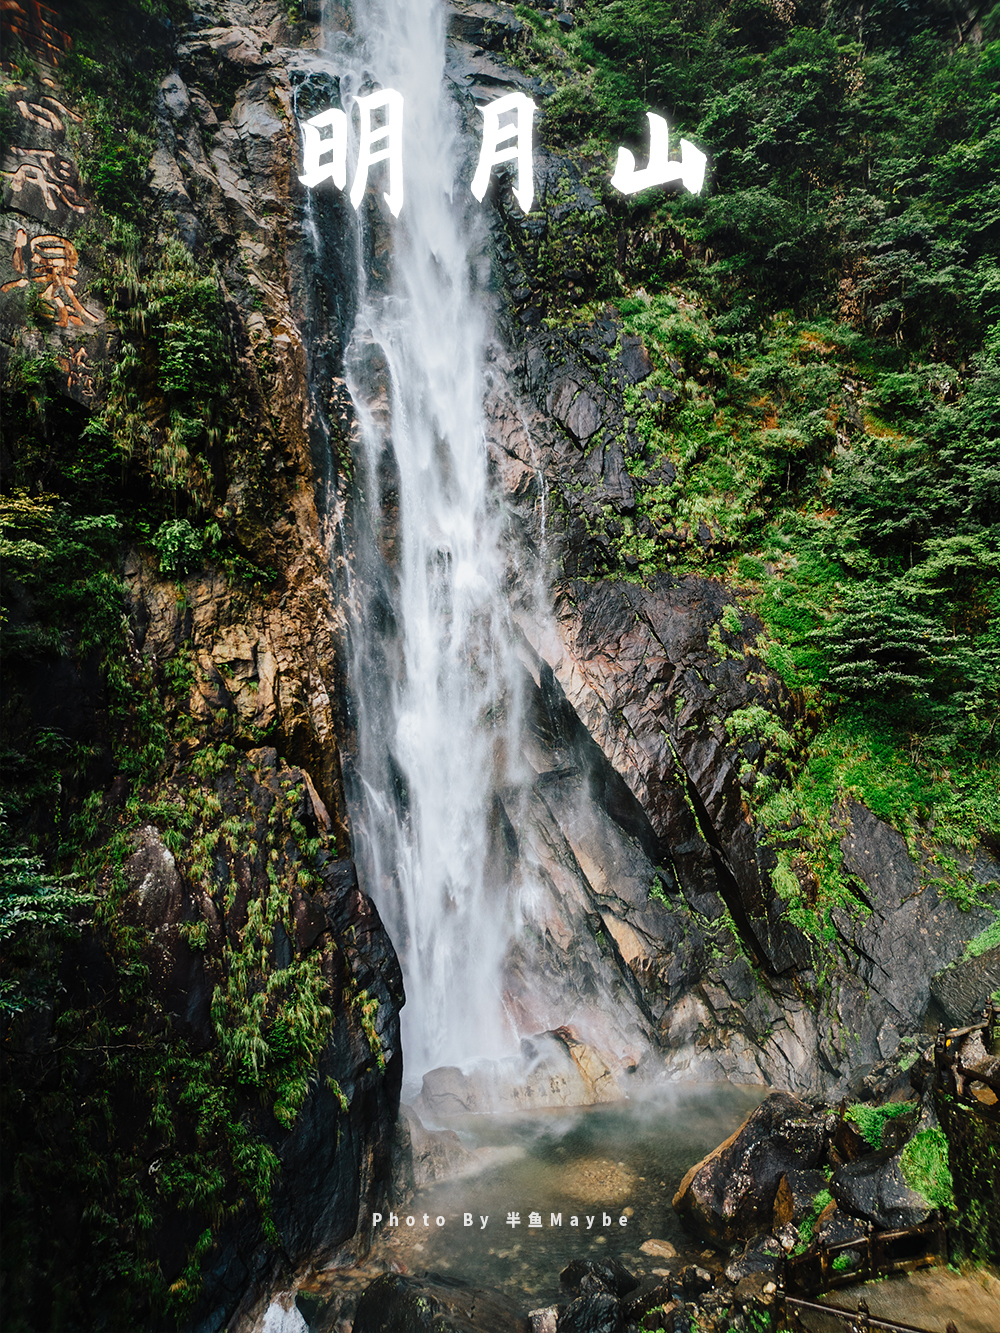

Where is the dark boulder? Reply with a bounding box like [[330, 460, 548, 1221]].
[[733, 1270, 780, 1311], [829, 1114, 873, 1165], [353, 1273, 529, 1333], [673, 1092, 826, 1245], [622, 1280, 676, 1325], [681, 1264, 715, 1297], [831, 1148, 932, 1231], [559, 1258, 638, 1298], [724, 1236, 783, 1285], [556, 1291, 624, 1333], [815, 1200, 868, 1249]]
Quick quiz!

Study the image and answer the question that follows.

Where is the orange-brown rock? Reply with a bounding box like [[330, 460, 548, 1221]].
[[673, 1092, 825, 1246]]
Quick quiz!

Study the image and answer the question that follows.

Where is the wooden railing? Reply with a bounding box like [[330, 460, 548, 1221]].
[[932, 1000, 1000, 1104], [781, 1218, 947, 1298]]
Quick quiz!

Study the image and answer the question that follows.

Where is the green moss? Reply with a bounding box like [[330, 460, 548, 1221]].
[[648, 877, 670, 906], [963, 916, 1000, 962], [901, 1128, 955, 1211], [793, 1187, 833, 1253], [845, 1100, 917, 1149]]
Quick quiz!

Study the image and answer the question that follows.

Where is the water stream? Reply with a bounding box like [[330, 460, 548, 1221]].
[[328, 0, 533, 1079], [283, 14, 779, 1330]]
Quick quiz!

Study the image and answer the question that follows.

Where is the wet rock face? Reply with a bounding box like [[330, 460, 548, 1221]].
[[833, 802, 1000, 1035], [415, 1030, 623, 1118], [831, 1149, 932, 1232], [672, 1092, 826, 1246], [125, 549, 354, 853], [352, 1272, 529, 1333], [931, 946, 1000, 1030], [393, 1104, 479, 1192], [118, 825, 218, 1050], [492, 345, 1000, 1091], [547, 575, 808, 979]]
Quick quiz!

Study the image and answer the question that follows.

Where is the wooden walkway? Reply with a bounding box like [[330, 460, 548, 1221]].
[[778, 1290, 961, 1333]]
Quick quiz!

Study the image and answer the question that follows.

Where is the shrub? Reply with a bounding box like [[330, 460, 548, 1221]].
[[151, 519, 203, 578]]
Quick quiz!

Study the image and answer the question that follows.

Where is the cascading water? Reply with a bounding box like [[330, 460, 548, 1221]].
[[324, 0, 530, 1078]]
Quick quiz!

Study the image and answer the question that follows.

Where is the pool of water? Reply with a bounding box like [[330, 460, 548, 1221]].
[[375, 1082, 766, 1307]]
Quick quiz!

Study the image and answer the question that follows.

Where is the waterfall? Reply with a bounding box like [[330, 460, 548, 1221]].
[[324, 0, 527, 1078]]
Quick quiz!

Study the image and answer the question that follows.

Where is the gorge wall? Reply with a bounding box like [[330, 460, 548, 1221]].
[[2, 0, 998, 1327]]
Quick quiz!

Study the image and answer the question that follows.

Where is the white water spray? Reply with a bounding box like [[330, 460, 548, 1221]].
[[326, 0, 528, 1077]]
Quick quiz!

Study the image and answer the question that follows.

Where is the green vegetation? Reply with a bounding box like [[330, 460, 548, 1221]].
[[845, 1099, 916, 1149], [60, 0, 182, 218], [2, 749, 342, 1326], [963, 916, 1000, 962], [3, 0, 998, 1316], [793, 1186, 833, 1252], [935, 1094, 1000, 1260], [0, 810, 93, 1017], [95, 225, 239, 505], [0, 1, 334, 1326], [901, 1127, 955, 1210], [648, 875, 671, 905], [508, 0, 1000, 929]]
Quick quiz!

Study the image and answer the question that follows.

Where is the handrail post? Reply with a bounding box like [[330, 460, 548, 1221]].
[[857, 1296, 871, 1332], [934, 1023, 947, 1091]]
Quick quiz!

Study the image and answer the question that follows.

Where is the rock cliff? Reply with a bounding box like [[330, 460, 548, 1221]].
[[448, 4, 1000, 1093], [2, 0, 403, 1326]]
